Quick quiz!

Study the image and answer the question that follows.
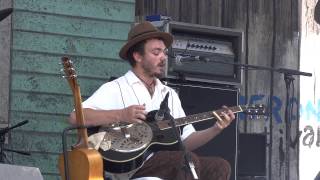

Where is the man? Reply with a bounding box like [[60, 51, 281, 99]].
[[69, 21, 235, 180]]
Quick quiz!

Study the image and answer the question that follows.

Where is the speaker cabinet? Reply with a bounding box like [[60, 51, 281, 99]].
[[169, 83, 239, 180], [238, 133, 266, 178]]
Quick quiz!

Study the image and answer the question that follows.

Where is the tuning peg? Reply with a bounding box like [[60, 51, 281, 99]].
[[60, 69, 67, 79], [63, 74, 77, 79]]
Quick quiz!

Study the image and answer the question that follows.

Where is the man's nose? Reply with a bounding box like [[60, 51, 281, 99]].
[[160, 55, 168, 63]]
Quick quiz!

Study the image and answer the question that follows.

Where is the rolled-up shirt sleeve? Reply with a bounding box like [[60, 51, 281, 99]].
[[82, 81, 124, 110]]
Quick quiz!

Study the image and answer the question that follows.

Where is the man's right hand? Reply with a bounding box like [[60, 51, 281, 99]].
[[120, 105, 147, 124]]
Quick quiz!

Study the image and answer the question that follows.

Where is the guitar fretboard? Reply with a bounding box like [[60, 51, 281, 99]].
[[157, 105, 243, 130]]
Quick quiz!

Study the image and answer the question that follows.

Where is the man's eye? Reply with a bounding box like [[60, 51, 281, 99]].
[[152, 51, 160, 55], [151, 49, 168, 55]]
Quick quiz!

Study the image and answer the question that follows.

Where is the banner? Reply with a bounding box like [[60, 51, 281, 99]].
[[299, 3, 320, 178]]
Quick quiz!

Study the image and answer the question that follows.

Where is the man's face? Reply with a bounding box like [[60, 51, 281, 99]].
[[138, 38, 168, 78]]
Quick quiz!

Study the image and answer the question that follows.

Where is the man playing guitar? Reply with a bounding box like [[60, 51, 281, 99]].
[[69, 21, 235, 180]]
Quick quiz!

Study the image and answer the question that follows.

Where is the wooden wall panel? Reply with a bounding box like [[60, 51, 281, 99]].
[[12, 153, 60, 174], [271, 0, 300, 179], [10, 111, 69, 133], [0, 0, 12, 129], [13, 0, 134, 22], [14, 11, 130, 40], [136, 0, 300, 179], [6, 0, 135, 179], [11, 52, 129, 81], [199, 0, 222, 26], [12, 31, 124, 59], [2, 0, 301, 179]]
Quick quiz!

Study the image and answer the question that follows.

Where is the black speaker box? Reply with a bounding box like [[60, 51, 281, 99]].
[[238, 133, 266, 177], [169, 83, 239, 180]]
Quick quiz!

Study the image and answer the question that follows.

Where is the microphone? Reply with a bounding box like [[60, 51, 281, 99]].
[[0, 8, 13, 22], [174, 55, 201, 66], [155, 92, 169, 121], [0, 120, 29, 135]]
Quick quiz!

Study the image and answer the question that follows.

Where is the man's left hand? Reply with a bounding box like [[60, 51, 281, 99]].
[[213, 105, 235, 130]]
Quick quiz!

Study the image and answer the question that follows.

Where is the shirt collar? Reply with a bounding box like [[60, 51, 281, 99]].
[[124, 70, 167, 91], [124, 70, 141, 85]]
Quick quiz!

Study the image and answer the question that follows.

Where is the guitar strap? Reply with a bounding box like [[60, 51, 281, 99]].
[[115, 80, 126, 108]]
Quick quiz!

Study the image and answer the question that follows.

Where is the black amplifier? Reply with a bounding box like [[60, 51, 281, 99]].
[[151, 21, 243, 85]]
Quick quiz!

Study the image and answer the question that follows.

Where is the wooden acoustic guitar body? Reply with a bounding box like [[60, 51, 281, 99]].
[[58, 57, 104, 180], [58, 147, 104, 180]]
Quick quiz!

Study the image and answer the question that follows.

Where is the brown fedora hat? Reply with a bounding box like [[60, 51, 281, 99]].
[[119, 21, 173, 60]]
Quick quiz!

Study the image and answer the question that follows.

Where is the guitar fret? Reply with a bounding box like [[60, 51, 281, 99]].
[[159, 111, 214, 130], [157, 105, 264, 130]]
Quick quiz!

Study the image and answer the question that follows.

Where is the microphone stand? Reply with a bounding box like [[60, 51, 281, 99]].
[[164, 108, 198, 179], [195, 57, 312, 77], [189, 57, 312, 180], [0, 120, 31, 163]]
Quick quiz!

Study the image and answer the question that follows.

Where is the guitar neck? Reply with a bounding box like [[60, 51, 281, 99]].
[[73, 85, 89, 148], [62, 57, 92, 149], [157, 105, 243, 130]]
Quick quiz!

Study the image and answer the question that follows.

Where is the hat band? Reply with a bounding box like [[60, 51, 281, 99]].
[[130, 29, 158, 40]]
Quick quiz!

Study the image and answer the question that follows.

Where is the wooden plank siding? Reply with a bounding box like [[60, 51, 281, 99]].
[[3, 0, 301, 179], [0, 0, 12, 131], [136, 0, 300, 180], [6, 0, 135, 179]]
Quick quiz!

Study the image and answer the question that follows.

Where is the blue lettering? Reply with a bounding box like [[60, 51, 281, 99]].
[[237, 94, 320, 124], [249, 95, 265, 105], [239, 95, 265, 121], [271, 96, 282, 124], [304, 101, 320, 121]]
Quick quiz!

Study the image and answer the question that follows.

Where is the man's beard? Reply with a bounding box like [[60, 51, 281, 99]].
[[155, 64, 166, 78], [142, 62, 166, 78]]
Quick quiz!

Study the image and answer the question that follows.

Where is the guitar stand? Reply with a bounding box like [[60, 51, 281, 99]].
[[166, 112, 198, 180], [61, 124, 102, 180]]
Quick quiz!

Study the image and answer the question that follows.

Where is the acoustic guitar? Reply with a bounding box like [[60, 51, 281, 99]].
[[58, 57, 103, 180]]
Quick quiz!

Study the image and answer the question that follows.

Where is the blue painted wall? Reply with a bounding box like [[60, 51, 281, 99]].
[[8, 0, 135, 179]]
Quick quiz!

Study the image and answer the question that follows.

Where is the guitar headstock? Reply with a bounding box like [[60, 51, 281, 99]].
[[61, 56, 77, 79], [241, 104, 266, 115], [61, 56, 79, 92]]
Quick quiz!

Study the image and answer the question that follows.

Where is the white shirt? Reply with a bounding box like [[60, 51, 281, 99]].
[[82, 70, 195, 140]]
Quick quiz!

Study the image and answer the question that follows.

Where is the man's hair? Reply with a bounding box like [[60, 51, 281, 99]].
[[127, 40, 146, 67]]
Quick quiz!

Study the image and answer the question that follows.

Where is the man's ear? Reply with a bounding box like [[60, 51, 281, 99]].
[[133, 52, 142, 63]]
